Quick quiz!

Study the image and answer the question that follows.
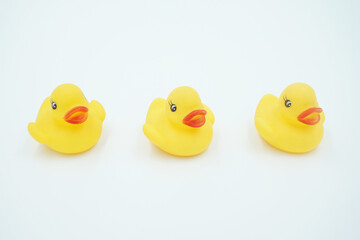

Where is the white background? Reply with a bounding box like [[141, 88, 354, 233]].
[[1, 0, 359, 239]]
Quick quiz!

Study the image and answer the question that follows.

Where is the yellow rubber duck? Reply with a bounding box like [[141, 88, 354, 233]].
[[143, 86, 215, 157], [28, 84, 106, 154], [255, 83, 325, 153]]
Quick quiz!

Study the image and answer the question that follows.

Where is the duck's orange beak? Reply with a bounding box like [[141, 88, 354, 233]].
[[64, 106, 88, 124], [183, 109, 207, 128], [297, 107, 323, 125]]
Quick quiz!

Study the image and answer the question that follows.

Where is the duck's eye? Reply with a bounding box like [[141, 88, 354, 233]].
[[51, 101, 57, 110], [170, 104, 177, 112], [285, 100, 292, 108]]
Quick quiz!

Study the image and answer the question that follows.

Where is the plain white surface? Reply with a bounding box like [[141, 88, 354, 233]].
[[1, 0, 360, 239]]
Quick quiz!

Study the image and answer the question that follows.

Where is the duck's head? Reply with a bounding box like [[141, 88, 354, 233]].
[[279, 83, 324, 126], [49, 84, 89, 125], [165, 86, 207, 128]]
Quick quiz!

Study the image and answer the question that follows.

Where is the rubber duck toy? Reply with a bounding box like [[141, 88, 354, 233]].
[[28, 84, 106, 154], [143, 86, 215, 157], [255, 83, 325, 153]]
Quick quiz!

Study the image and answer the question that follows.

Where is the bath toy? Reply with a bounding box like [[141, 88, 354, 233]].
[[255, 83, 325, 153], [143, 86, 215, 157], [28, 84, 106, 154]]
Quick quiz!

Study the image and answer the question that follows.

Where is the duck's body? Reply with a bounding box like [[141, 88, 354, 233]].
[[255, 94, 324, 153], [144, 98, 214, 156], [28, 84, 105, 154], [254, 83, 325, 153], [143, 87, 215, 157]]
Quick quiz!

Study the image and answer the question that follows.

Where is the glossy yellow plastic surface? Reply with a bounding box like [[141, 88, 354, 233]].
[[255, 83, 325, 153], [143, 86, 215, 157], [28, 84, 106, 154]]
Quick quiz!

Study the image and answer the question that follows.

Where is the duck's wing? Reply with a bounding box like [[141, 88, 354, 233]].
[[143, 123, 165, 147], [254, 117, 276, 140], [203, 104, 215, 125], [145, 98, 165, 124], [143, 98, 167, 147], [254, 94, 278, 142], [28, 123, 48, 144], [255, 94, 278, 118], [90, 100, 106, 122]]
